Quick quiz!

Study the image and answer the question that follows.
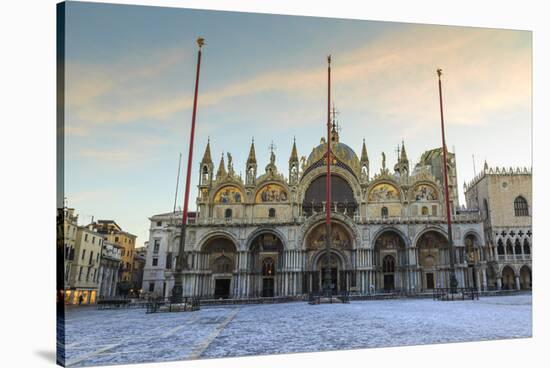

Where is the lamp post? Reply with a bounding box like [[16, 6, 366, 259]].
[[172, 37, 205, 303], [437, 68, 458, 293]]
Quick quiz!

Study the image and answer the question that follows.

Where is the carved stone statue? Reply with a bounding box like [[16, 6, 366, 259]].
[[300, 156, 307, 172], [382, 152, 386, 170]]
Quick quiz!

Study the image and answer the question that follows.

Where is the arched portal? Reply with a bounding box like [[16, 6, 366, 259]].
[[202, 236, 237, 299], [302, 174, 357, 217], [373, 230, 407, 292], [249, 232, 284, 297], [304, 221, 353, 293], [416, 230, 448, 290], [519, 265, 531, 290], [501, 266, 516, 290]]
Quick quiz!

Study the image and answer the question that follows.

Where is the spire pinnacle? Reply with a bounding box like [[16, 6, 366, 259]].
[[289, 137, 298, 163], [201, 137, 212, 164], [400, 140, 408, 162], [216, 152, 226, 178], [360, 139, 369, 163], [246, 138, 257, 164]]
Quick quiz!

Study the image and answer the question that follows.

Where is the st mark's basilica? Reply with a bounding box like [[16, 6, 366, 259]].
[[142, 124, 532, 299]]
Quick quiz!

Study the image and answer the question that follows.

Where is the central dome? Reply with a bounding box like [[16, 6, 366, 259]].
[[306, 141, 361, 173]]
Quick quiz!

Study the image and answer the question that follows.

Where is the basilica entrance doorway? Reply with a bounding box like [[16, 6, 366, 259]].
[[426, 272, 435, 289], [321, 266, 338, 293], [214, 278, 231, 299]]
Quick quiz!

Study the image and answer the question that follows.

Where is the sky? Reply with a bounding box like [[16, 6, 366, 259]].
[[63, 1, 532, 244]]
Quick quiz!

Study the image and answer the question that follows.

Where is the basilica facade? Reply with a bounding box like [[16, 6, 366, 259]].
[[142, 128, 530, 299]]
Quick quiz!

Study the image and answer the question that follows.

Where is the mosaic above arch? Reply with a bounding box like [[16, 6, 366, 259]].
[[412, 184, 438, 201], [368, 183, 400, 202], [214, 185, 244, 204], [255, 184, 288, 203], [306, 222, 352, 251]]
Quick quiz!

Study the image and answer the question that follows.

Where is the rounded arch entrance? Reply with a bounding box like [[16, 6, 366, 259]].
[[501, 265, 516, 290], [303, 221, 354, 293], [519, 265, 531, 290], [416, 229, 449, 290], [201, 235, 237, 299], [248, 231, 285, 297], [373, 229, 407, 291]]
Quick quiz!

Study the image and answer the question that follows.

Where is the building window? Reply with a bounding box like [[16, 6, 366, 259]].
[[89, 251, 93, 265], [381, 207, 388, 218], [84, 234, 88, 241], [152, 258, 158, 266], [153, 239, 160, 254], [165, 253, 172, 269], [268, 208, 276, 218], [149, 283, 155, 292], [523, 239, 531, 254], [81, 249, 86, 260], [497, 239, 505, 255], [156, 221, 162, 227], [78, 267, 82, 281], [382, 255, 395, 273], [432, 205, 437, 216], [421, 206, 429, 216], [514, 196, 529, 216], [225, 208, 232, 219], [115, 236, 119, 242], [92, 236, 95, 244]]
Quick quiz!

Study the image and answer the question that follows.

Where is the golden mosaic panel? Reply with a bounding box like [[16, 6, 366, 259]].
[[214, 185, 244, 204], [255, 184, 288, 203], [368, 183, 400, 202], [412, 184, 438, 201]]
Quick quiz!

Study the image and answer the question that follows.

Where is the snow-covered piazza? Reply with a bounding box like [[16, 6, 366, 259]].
[[62, 294, 532, 367]]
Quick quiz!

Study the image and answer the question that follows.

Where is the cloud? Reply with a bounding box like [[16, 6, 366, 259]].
[[65, 24, 530, 137]]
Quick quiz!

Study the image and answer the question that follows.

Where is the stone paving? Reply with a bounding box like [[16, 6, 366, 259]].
[[62, 294, 532, 367]]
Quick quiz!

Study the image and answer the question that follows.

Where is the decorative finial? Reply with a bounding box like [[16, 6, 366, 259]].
[[197, 37, 205, 48], [437, 68, 442, 77], [328, 54, 331, 64]]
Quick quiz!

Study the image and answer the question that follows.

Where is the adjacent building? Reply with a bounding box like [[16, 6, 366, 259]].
[[89, 220, 138, 285], [65, 225, 103, 304], [97, 240, 123, 299], [464, 164, 532, 290]]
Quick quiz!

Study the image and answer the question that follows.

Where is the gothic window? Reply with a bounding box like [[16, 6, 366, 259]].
[[497, 239, 505, 255], [514, 196, 529, 216], [381, 207, 388, 218], [523, 239, 531, 254], [225, 208, 232, 219], [262, 257, 275, 276], [268, 208, 276, 218], [421, 206, 429, 216], [506, 239, 513, 255], [515, 238, 522, 255], [382, 255, 395, 273]]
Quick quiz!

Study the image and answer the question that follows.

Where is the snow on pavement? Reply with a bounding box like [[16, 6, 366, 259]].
[[62, 294, 532, 367]]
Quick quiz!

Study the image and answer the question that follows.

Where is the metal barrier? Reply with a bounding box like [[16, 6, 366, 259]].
[[432, 287, 479, 301], [145, 297, 200, 314], [308, 290, 350, 304]]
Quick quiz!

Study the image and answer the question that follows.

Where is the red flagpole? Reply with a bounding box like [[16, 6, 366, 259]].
[[325, 55, 332, 295], [173, 37, 205, 301], [437, 68, 457, 292]]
